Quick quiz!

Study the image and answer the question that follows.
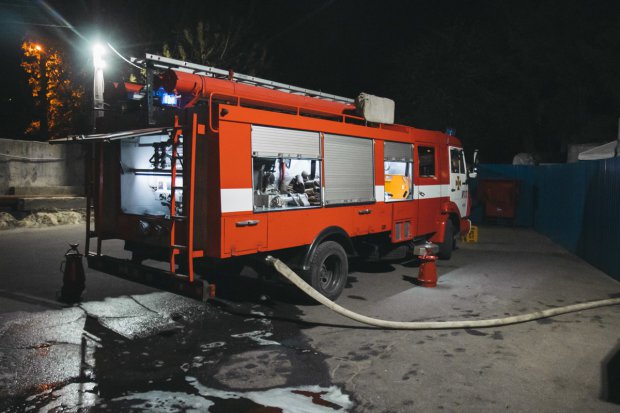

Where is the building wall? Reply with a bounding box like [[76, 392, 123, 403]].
[[0, 138, 85, 195]]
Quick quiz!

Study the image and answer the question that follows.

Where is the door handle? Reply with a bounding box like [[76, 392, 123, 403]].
[[236, 220, 260, 227], [451, 189, 456, 192], [419, 191, 426, 197], [358, 209, 372, 215]]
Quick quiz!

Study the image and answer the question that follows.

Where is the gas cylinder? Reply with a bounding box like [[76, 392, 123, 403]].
[[59, 243, 85, 303]]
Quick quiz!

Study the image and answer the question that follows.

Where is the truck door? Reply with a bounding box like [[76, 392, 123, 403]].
[[384, 141, 415, 242], [448, 146, 468, 217], [416, 143, 441, 235]]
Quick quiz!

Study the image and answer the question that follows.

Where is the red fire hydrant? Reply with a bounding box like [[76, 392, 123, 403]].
[[417, 250, 438, 288], [59, 243, 85, 303]]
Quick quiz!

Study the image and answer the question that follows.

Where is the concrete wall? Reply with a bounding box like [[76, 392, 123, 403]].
[[0, 138, 85, 195]]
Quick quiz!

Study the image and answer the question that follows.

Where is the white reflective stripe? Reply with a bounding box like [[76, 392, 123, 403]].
[[415, 184, 450, 199], [221, 185, 449, 212], [221, 188, 253, 213], [441, 184, 453, 196], [375, 185, 385, 202]]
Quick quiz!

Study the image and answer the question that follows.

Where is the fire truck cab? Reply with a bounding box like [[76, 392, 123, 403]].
[[65, 54, 475, 301]]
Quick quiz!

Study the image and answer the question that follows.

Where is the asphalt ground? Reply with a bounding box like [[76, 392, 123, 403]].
[[0, 224, 619, 412]]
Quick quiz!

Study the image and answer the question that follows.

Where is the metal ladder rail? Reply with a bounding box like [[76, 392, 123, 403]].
[[168, 118, 185, 275], [185, 113, 199, 281], [141, 53, 355, 105], [168, 115, 200, 282]]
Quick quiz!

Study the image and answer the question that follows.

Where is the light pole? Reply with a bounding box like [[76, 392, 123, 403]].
[[92, 43, 106, 132]]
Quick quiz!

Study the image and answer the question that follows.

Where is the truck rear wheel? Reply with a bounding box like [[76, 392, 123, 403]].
[[438, 220, 455, 260], [303, 241, 348, 301]]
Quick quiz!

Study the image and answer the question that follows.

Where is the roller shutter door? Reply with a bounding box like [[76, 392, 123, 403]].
[[384, 141, 413, 161], [324, 134, 374, 205], [251, 125, 321, 159]]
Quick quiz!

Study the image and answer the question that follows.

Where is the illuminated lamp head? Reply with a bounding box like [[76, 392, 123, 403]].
[[92, 43, 106, 69]]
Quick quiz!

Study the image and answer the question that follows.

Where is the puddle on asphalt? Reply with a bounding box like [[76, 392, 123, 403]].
[[0, 291, 354, 412]]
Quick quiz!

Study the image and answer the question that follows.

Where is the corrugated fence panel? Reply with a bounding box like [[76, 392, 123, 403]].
[[576, 157, 620, 280], [476, 158, 619, 281], [532, 163, 592, 251]]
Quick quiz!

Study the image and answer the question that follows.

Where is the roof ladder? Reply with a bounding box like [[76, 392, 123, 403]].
[[140, 53, 355, 105]]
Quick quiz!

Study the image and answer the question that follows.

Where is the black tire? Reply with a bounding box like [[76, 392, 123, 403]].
[[438, 220, 455, 260], [303, 241, 348, 301]]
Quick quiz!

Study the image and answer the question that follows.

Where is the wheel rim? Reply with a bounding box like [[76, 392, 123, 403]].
[[319, 255, 341, 293]]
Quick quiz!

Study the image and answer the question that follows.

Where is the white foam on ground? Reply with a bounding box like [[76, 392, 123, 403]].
[[250, 310, 266, 316], [200, 341, 226, 351], [244, 316, 272, 326], [113, 390, 213, 412], [187, 376, 353, 412], [231, 330, 280, 346]]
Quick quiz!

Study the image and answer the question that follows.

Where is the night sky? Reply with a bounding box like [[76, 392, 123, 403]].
[[1, 0, 619, 162]]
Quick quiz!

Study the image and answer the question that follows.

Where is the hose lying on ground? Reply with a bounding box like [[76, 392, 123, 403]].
[[265, 256, 620, 330]]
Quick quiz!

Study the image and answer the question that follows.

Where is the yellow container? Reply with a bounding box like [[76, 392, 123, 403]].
[[384, 174, 411, 200], [465, 225, 478, 243]]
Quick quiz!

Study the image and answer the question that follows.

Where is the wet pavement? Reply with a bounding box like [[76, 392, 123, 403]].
[[0, 290, 351, 412], [1, 224, 620, 412], [0, 226, 353, 412]]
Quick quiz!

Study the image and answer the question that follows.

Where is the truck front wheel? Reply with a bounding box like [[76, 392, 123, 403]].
[[303, 241, 348, 301], [438, 220, 455, 260]]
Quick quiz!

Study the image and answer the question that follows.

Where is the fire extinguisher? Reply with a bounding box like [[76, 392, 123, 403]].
[[59, 243, 85, 303]]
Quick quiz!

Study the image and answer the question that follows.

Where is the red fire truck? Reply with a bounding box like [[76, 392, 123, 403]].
[[59, 54, 476, 300]]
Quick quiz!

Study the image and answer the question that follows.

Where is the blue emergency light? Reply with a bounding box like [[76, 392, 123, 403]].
[[155, 87, 178, 107]]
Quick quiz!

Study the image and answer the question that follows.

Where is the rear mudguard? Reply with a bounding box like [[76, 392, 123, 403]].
[[302, 226, 355, 271]]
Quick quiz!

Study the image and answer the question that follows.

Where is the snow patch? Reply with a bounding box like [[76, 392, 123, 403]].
[[0, 211, 84, 231]]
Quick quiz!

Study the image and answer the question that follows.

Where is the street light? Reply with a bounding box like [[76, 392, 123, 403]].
[[92, 43, 106, 69], [92, 43, 106, 131]]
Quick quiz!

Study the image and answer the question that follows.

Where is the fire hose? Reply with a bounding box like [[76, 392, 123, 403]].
[[265, 256, 620, 330]]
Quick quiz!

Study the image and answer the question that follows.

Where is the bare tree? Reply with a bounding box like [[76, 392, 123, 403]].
[[162, 18, 269, 75]]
